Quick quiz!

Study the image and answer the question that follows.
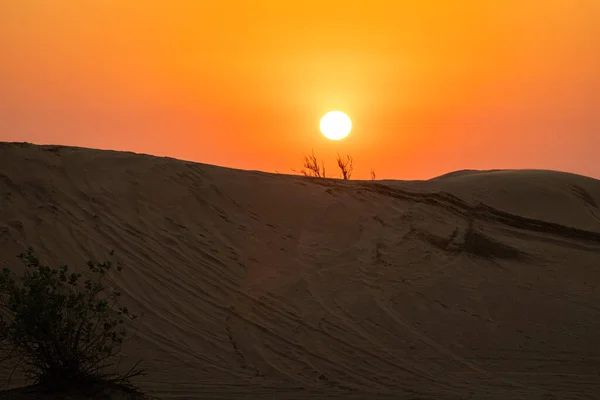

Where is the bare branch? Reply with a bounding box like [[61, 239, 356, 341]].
[[336, 153, 354, 180], [301, 150, 326, 178]]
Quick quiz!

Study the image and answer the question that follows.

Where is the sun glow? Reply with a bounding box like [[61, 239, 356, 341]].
[[320, 111, 352, 140]]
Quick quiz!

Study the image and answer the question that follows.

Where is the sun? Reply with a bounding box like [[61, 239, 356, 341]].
[[320, 111, 352, 140]]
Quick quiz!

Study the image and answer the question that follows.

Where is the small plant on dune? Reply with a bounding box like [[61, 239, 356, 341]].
[[0, 248, 144, 391], [300, 150, 327, 178], [336, 153, 353, 180], [370, 168, 376, 180], [296, 151, 359, 180]]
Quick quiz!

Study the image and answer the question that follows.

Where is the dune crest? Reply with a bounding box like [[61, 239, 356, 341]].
[[1, 142, 600, 399]]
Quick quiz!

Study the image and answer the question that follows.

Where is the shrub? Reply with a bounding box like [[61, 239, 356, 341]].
[[300, 150, 327, 178], [0, 248, 143, 391], [336, 153, 353, 180]]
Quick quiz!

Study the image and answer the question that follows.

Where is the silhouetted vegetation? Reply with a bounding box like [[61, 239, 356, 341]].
[[300, 150, 327, 178], [297, 152, 367, 180], [336, 153, 353, 180], [0, 248, 144, 393], [370, 168, 376, 180]]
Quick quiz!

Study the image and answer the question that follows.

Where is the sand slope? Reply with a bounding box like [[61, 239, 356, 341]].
[[1, 142, 600, 399]]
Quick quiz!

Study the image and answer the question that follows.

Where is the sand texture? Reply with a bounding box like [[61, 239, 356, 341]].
[[1, 142, 600, 399]]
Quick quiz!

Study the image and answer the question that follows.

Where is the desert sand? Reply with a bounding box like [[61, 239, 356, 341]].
[[1, 142, 600, 399]]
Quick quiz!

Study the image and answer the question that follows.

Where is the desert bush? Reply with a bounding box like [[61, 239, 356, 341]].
[[0, 248, 143, 390], [300, 150, 326, 178], [336, 153, 353, 180], [370, 168, 376, 180]]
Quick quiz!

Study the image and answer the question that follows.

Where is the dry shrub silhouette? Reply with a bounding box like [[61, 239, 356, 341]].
[[370, 168, 376, 180], [336, 153, 353, 180], [300, 150, 326, 178], [297, 151, 361, 180]]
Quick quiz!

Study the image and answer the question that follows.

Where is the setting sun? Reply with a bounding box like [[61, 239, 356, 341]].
[[320, 111, 352, 140]]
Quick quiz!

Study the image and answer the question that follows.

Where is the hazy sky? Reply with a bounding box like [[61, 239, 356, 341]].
[[1, 1, 599, 179]]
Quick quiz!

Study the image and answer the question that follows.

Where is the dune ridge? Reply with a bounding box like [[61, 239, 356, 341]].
[[1, 142, 600, 399]]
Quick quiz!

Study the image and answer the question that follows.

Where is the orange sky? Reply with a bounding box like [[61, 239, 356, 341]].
[[1, 1, 599, 179]]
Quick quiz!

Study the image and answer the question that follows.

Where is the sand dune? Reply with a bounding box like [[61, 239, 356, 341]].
[[1, 142, 600, 399]]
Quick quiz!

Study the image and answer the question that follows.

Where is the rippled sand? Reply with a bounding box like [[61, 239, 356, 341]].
[[1, 142, 599, 399]]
